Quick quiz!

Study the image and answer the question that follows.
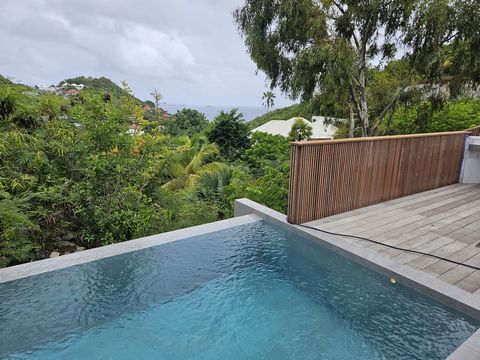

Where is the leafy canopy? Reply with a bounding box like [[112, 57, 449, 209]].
[[288, 118, 313, 141], [235, 0, 480, 136], [163, 108, 209, 137], [207, 109, 250, 160]]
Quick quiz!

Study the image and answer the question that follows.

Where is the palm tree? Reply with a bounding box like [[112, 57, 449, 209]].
[[163, 136, 228, 190], [262, 91, 275, 113]]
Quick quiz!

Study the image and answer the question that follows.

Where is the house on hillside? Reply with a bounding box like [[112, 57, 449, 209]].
[[65, 89, 79, 96], [127, 123, 145, 136], [251, 116, 337, 140], [71, 83, 85, 90], [38, 84, 57, 93], [127, 123, 138, 135]]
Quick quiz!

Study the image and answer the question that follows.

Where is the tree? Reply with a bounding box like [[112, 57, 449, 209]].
[[150, 89, 162, 122], [163, 108, 209, 137], [405, 1, 480, 95], [242, 132, 290, 175], [207, 109, 250, 160], [0, 85, 223, 265], [288, 118, 313, 141], [163, 136, 227, 190], [0, 192, 39, 267], [234, 1, 480, 137], [262, 91, 275, 113], [0, 86, 17, 120]]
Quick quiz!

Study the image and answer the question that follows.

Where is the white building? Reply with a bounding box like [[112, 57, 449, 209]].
[[38, 84, 56, 92], [251, 116, 337, 140]]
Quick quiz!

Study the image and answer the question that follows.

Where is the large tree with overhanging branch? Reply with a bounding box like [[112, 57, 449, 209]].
[[234, 0, 480, 137]]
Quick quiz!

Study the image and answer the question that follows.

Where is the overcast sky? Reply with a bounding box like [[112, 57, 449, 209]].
[[0, 0, 293, 107]]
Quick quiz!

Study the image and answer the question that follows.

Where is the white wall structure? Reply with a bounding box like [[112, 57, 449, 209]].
[[251, 116, 337, 139], [460, 136, 480, 184]]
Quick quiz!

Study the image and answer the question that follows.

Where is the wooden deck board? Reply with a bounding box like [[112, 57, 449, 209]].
[[304, 184, 480, 294]]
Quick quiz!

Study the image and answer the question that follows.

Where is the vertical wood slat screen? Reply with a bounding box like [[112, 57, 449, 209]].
[[469, 126, 480, 136], [287, 132, 468, 224]]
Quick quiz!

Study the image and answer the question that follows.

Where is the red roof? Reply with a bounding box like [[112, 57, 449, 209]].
[[66, 89, 78, 94], [128, 124, 137, 129]]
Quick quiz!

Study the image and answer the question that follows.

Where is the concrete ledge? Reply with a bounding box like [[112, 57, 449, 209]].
[[234, 198, 480, 359], [447, 329, 480, 359], [0, 214, 261, 283]]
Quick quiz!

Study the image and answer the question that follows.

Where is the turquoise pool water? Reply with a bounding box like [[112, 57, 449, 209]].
[[1, 221, 478, 359]]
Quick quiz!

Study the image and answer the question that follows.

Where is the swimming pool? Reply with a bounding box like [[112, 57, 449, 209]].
[[1, 219, 479, 359]]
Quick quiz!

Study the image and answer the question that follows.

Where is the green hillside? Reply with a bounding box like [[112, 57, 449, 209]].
[[247, 103, 313, 130], [0, 74, 13, 85], [59, 76, 143, 102]]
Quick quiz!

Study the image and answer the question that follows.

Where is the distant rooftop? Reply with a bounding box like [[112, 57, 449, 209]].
[[251, 116, 337, 139]]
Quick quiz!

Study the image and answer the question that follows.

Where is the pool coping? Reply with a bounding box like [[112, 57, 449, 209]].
[[0, 214, 261, 283], [233, 198, 480, 360]]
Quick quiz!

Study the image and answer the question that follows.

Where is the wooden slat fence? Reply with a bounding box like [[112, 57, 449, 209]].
[[468, 125, 480, 136], [287, 132, 468, 224]]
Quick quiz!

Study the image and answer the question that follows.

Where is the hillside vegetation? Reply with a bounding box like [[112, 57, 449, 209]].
[[0, 83, 290, 267], [0, 75, 13, 86], [2, 64, 480, 268], [247, 103, 313, 130], [60, 76, 144, 102]]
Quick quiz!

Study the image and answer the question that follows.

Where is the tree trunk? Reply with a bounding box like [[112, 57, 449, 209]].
[[349, 105, 355, 138], [155, 99, 160, 122], [358, 67, 369, 137]]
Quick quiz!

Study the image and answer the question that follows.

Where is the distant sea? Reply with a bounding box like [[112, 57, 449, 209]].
[[161, 104, 267, 122]]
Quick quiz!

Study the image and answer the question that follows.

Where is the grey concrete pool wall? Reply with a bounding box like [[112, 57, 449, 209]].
[[234, 198, 480, 360]]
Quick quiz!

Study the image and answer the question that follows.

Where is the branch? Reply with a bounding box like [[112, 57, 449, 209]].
[[443, 30, 458, 44], [370, 92, 401, 135], [348, 81, 362, 117], [332, 1, 346, 15], [332, 1, 360, 49], [383, 109, 395, 136], [359, 13, 375, 64], [347, 70, 361, 87]]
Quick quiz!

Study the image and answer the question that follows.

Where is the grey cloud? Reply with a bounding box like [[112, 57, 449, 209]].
[[0, 0, 293, 107]]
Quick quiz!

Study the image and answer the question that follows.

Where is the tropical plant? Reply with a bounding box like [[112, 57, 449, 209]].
[[0, 86, 17, 120], [288, 118, 313, 141], [163, 136, 227, 190], [245, 165, 289, 214], [262, 91, 275, 113], [243, 132, 290, 175], [207, 109, 250, 160], [163, 108, 209, 137], [0, 191, 39, 267]]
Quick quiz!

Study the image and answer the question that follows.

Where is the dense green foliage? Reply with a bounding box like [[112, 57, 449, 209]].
[[235, 0, 480, 137], [0, 84, 290, 267], [288, 118, 313, 141], [0, 75, 13, 85], [247, 103, 312, 130], [388, 98, 480, 134], [60, 76, 144, 103], [238, 132, 290, 213], [207, 109, 251, 160], [163, 109, 209, 137], [2, 71, 478, 268]]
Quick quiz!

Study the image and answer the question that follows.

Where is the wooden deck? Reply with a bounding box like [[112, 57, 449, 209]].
[[305, 184, 480, 295]]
